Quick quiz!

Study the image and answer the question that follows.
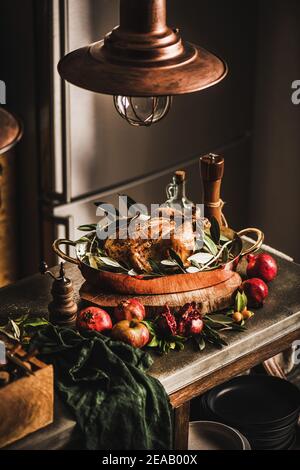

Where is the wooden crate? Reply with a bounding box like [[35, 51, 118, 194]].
[[0, 353, 54, 448]]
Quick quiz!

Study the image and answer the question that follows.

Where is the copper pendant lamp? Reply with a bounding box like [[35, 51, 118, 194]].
[[58, 0, 227, 126]]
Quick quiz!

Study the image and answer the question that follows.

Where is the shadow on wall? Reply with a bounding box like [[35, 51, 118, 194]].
[[250, 0, 300, 261]]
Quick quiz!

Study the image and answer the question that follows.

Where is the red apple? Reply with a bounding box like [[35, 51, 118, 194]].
[[242, 278, 269, 308], [247, 253, 278, 283], [114, 298, 146, 322], [77, 306, 112, 333], [111, 320, 150, 348]]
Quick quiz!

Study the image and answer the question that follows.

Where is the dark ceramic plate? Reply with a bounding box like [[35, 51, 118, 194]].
[[205, 375, 300, 427]]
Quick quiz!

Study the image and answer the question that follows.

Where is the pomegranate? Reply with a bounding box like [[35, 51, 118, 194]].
[[177, 303, 204, 337], [246, 253, 278, 283], [156, 306, 177, 337], [111, 320, 150, 348], [77, 306, 112, 333], [113, 298, 146, 322], [242, 278, 269, 308]]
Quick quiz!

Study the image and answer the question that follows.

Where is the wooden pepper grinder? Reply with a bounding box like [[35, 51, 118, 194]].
[[41, 262, 78, 326], [200, 153, 227, 227]]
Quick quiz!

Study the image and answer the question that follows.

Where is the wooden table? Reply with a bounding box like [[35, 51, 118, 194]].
[[1, 250, 300, 450]]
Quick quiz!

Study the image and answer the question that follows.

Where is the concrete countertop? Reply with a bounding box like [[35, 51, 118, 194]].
[[1, 252, 300, 449]]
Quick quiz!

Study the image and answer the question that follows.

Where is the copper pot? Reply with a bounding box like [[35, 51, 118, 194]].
[[0, 107, 23, 287], [53, 227, 264, 295]]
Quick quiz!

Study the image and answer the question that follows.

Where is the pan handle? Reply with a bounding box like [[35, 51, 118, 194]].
[[237, 228, 264, 257], [52, 239, 79, 265]]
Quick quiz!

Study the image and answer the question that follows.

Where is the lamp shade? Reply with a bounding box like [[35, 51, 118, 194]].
[[58, 0, 227, 97]]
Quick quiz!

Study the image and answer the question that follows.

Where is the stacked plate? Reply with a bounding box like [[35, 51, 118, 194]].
[[198, 375, 300, 450], [188, 421, 251, 450]]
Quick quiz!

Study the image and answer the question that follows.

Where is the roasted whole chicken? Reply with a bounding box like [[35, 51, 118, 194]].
[[104, 208, 209, 273]]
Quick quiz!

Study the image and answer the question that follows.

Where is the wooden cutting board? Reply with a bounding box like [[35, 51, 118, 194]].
[[80, 271, 242, 315]]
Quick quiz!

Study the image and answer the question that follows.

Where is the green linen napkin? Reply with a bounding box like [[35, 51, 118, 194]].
[[31, 325, 172, 450]]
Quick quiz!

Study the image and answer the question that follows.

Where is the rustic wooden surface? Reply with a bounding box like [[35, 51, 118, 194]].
[[80, 271, 242, 314], [0, 361, 54, 448], [169, 328, 300, 408], [0, 248, 299, 450], [173, 402, 190, 450]]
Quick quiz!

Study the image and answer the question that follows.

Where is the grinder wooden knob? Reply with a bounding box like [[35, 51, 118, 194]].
[[200, 153, 225, 227]]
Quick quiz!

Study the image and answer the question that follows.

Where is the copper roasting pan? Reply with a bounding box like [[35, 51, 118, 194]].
[[53, 227, 264, 295]]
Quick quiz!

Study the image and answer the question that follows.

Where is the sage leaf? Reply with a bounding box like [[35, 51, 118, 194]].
[[196, 336, 206, 351], [186, 266, 200, 274], [127, 269, 139, 277], [203, 234, 218, 256], [88, 254, 99, 270], [221, 246, 229, 264], [169, 249, 186, 272], [98, 257, 125, 269], [149, 259, 163, 274], [191, 260, 202, 270], [147, 336, 159, 348], [206, 314, 234, 325], [77, 224, 97, 232], [188, 252, 214, 264], [10, 320, 21, 340], [220, 234, 230, 242], [160, 259, 178, 267]]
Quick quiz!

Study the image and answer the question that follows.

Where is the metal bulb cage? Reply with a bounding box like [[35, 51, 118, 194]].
[[113, 95, 172, 127]]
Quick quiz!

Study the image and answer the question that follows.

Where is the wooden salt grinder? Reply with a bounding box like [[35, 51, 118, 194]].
[[200, 153, 226, 227], [41, 262, 77, 326]]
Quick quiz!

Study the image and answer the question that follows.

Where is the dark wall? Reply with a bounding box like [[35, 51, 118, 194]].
[[250, 0, 300, 261], [2, 0, 299, 277], [1, 0, 41, 276]]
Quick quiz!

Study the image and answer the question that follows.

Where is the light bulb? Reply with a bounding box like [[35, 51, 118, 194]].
[[113, 95, 172, 127]]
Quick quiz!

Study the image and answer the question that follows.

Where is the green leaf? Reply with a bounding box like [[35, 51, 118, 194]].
[[22, 318, 49, 328], [127, 269, 139, 277], [220, 234, 230, 242], [195, 335, 206, 351], [149, 259, 163, 274], [190, 260, 202, 270], [160, 259, 178, 267], [186, 266, 200, 274], [142, 320, 157, 336], [88, 254, 99, 269], [147, 336, 159, 348], [77, 224, 97, 232], [10, 320, 21, 340], [0, 328, 19, 342], [76, 236, 91, 243], [203, 324, 228, 347], [206, 314, 234, 325], [203, 234, 218, 256], [235, 291, 247, 313], [221, 246, 229, 264], [230, 324, 247, 332], [188, 252, 214, 265], [169, 249, 186, 273], [210, 216, 221, 245], [98, 257, 126, 269], [176, 341, 185, 351], [226, 308, 235, 317]]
